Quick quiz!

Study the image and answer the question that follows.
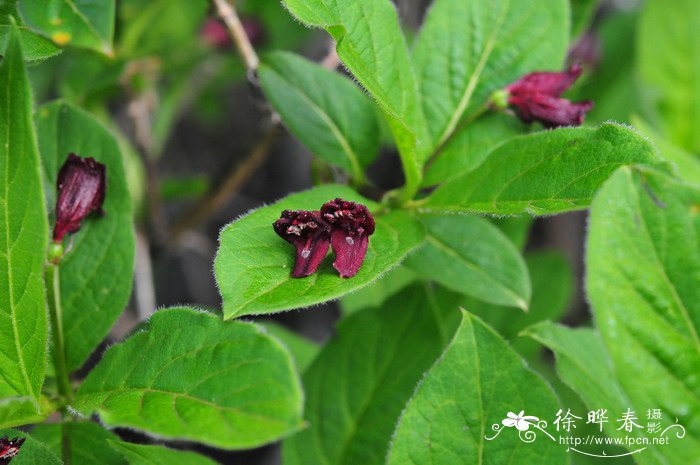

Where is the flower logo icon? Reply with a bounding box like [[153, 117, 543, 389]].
[[502, 411, 540, 431]]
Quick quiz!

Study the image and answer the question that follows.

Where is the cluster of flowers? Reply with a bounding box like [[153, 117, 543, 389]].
[[273, 198, 375, 279]]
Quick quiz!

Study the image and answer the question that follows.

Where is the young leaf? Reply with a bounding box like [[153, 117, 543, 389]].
[[424, 123, 663, 215], [73, 307, 304, 450], [0, 26, 61, 60], [214, 185, 425, 319], [405, 213, 531, 310], [0, 396, 47, 428], [586, 166, 700, 460], [638, 0, 700, 153], [18, 0, 116, 55], [523, 323, 676, 464], [259, 51, 381, 180], [387, 311, 567, 465], [279, 0, 425, 197], [0, 25, 48, 402], [282, 284, 462, 465], [108, 441, 218, 465], [413, 0, 568, 157], [31, 422, 127, 465], [0, 429, 61, 465], [36, 100, 135, 372]]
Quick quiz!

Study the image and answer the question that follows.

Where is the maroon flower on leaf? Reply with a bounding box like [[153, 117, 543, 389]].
[[0, 436, 25, 463], [52, 153, 106, 243], [321, 198, 375, 278], [505, 64, 593, 128], [273, 210, 331, 278]]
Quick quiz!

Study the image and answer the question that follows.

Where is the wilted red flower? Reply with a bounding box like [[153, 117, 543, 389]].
[[505, 64, 593, 128], [273, 210, 331, 278], [321, 199, 375, 278], [52, 153, 106, 243], [0, 436, 25, 462]]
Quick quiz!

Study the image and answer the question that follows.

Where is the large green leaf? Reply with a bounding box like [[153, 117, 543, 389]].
[[0, 429, 61, 465], [18, 0, 115, 55], [0, 396, 47, 428], [36, 100, 135, 372], [339, 265, 416, 315], [413, 0, 568, 157], [259, 52, 380, 180], [282, 284, 461, 465], [108, 441, 218, 465], [260, 321, 319, 373], [214, 185, 425, 319], [0, 25, 48, 402], [424, 123, 663, 215], [405, 213, 531, 310], [280, 0, 425, 198], [31, 422, 127, 465], [387, 310, 567, 465], [638, 0, 700, 153], [73, 308, 304, 450], [586, 166, 700, 461], [0, 25, 61, 60], [524, 323, 668, 464]]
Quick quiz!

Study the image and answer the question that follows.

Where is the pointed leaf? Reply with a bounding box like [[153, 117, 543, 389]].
[[31, 422, 127, 465], [0, 24, 48, 401], [0, 25, 61, 60], [425, 123, 663, 215], [108, 441, 218, 465], [387, 311, 567, 465], [36, 100, 135, 372], [0, 396, 47, 428], [282, 284, 461, 465], [405, 213, 530, 309], [214, 185, 425, 319], [259, 321, 319, 373], [73, 308, 304, 450]]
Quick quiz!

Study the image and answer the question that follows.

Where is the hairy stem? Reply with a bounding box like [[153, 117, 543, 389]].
[[46, 262, 73, 410]]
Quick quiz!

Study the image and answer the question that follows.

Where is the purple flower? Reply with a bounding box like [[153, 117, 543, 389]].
[[0, 436, 25, 461], [321, 199, 375, 278], [53, 153, 106, 243], [505, 64, 593, 128], [273, 210, 331, 278]]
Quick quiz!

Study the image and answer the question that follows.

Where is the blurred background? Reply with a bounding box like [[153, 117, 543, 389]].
[[26, 0, 648, 462]]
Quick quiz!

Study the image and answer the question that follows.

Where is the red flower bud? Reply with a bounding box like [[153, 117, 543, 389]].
[[201, 18, 232, 49], [321, 199, 375, 278], [0, 436, 25, 461], [52, 153, 106, 243], [505, 64, 593, 128], [273, 210, 331, 278]]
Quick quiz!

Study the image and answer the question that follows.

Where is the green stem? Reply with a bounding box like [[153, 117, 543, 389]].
[[46, 262, 73, 410]]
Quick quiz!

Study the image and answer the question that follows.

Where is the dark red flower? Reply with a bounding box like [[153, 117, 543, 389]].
[[273, 210, 331, 278], [0, 436, 25, 463], [321, 199, 375, 278], [52, 153, 106, 243], [201, 18, 232, 49], [505, 64, 593, 128], [241, 18, 266, 47]]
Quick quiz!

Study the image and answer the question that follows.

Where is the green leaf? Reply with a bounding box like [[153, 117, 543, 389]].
[[279, 0, 425, 198], [570, 0, 599, 37], [0, 25, 61, 60], [259, 321, 319, 373], [31, 422, 127, 465], [423, 112, 526, 186], [36, 100, 135, 372], [214, 185, 425, 319], [0, 24, 48, 402], [339, 265, 416, 315], [638, 0, 700, 153], [108, 441, 218, 465], [523, 323, 672, 465], [259, 51, 380, 180], [412, 0, 568, 157], [0, 429, 61, 465], [491, 216, 533, 251], [0, 396, 47, 428], [73, 307, 304, 450], [586, 166, 700, 460], [282, 284, 461, 465], [387, 310, 567, 465], [424, 123, 663, 215], [405, 213, 530, 310], [631, 114, 700, 187], [467, 251, 573, 361]]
